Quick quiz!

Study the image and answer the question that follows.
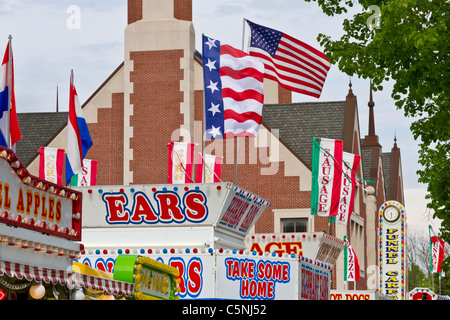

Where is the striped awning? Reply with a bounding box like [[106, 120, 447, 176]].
[[0, 260, 134, 297]]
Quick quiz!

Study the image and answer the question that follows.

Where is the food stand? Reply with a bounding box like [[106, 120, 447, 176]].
[[75, 182, 344, 300], [0, 146, 133, 300]]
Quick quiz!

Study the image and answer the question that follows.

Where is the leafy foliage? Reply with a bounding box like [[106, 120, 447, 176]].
[[306, 0, 449, 268]]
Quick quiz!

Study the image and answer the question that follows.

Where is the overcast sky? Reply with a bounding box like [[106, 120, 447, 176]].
[[0, 0, 441, 235]]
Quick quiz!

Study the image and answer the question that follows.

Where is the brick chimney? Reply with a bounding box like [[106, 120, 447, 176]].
[[124, 0, 195, 184]]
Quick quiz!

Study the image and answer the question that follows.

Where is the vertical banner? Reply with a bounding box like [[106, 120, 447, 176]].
[[379, 201, 406, 300], [430, 228, 445, 274], [38, 146, 65, 185], [344, 236, 360, 282], [336, 152, 361, 225], [311, 137, 343, 218], [195, 153, 222, 183], [70, 159, 98, 186], [202, 34, 264, 139], [167, 141, 194, 184]]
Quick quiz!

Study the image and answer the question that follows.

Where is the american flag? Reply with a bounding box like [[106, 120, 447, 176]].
[[247, 20, 331, 98], [202, 34, 264, 139]]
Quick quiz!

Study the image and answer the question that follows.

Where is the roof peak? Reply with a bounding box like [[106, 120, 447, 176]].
[[368, 80, 376, 136]]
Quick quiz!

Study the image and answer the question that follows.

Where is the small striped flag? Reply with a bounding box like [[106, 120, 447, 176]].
[[65, 71, 93, 185]]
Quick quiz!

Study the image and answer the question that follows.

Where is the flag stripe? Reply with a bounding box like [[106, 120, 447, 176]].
[[275, 46, 327, 83], [224, 109, 262, 124], [280, 34, 331, 76], [222, 97, 263, 115], [224, 118, 260, 136], [220, 66, 264, 83], [247, 20, 330, 98], [250, 49, 324, 92], [222, 88, 264, 104]]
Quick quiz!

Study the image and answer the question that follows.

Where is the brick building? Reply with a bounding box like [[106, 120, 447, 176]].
[[15, 0, 404, 291]]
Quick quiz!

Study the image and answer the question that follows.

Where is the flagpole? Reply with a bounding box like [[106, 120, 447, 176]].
[[235, 18, 248, 185], [56, 82, 59, 112], [6, 35, 12, 148], [202, 34, 206, 184]]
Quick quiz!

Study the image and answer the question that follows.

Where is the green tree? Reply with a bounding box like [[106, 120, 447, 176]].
[[306, 0, 449, 268]]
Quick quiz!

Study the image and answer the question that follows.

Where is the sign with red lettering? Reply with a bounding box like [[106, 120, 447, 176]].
[[77, 183, 268, 234], [299, 262, 330, 300], [0, 147, 82, 240], [379, 201, 406, 300], [335, 152, 360, 225], [330, 291, 375, 300], [311, 137, 343, 218], [244, 233, 344, 268], [216, 254, 296, 300]]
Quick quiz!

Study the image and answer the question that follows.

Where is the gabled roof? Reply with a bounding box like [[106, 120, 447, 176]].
[[262, 101, 346, 168], [16, 112, 68, 166]]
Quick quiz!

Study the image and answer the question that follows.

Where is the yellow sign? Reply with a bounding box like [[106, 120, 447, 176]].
[[113, 255, 180, 300]]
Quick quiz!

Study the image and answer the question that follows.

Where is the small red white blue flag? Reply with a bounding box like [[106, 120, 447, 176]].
[[65, 72, 92, 185], [0, 40, 21, 150], [202, 34, 264, 139]]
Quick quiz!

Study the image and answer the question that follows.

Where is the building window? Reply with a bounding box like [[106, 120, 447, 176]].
[[281, 218, 307, 233]]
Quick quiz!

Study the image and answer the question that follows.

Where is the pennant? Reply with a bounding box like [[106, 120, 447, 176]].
[[70, 159, 98, 186], [335, 152, 361, 225], [311, 137, 343, 218], [167, 141, 194, 184], [65, 71, 93, 185], [202, 34, 264, 139], [430, 227, 445, 274], [0, 40, 21, 149], [38, 147, 65, 185], [247, 20, 331, 98], [344, 237, 360, 282], [195, 153, 222, 183]]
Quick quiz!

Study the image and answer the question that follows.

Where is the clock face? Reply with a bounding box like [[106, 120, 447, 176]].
[[383, 206, 400, 223]]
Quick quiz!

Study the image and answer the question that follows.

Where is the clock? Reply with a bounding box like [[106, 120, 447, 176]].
[[383, 205, 400, 223]]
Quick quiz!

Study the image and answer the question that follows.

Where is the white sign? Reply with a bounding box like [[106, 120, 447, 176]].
[[379, 200, 406, 300], [0, 150, 81, 240], [79, 250, 331, 300], [75, 183, 269, 234]]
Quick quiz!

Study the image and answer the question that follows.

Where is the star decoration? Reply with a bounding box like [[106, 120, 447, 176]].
[[208, 125, 222, 138], [205, 37, 217, 50], [205, 58, 217, 72], [208, 102, 221, 116], [207, 80, 219, 93]]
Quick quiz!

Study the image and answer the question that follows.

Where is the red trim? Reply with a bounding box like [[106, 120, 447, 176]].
[[0, 145, 82, 241]]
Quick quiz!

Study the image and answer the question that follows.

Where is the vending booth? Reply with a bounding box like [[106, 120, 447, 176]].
[[0, 146, 133, 300], [75, 182, 344, 300]]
